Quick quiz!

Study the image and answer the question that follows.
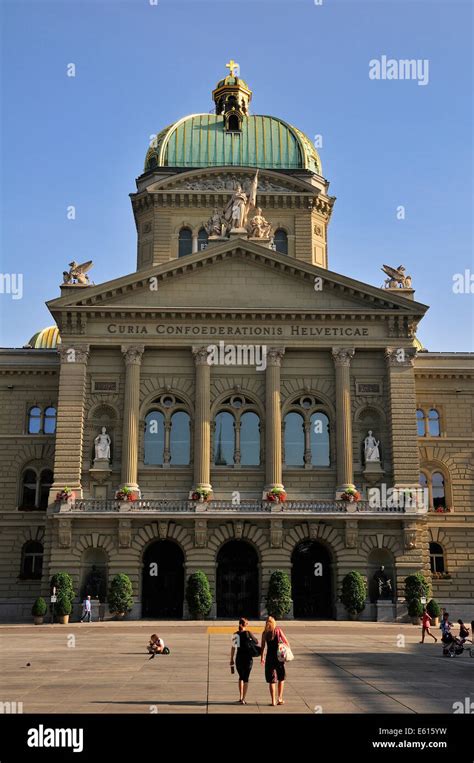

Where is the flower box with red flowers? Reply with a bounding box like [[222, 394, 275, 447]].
[[55, 487, 75, 502], [340, 488, 362, 503], [115, 487, 139, 502], [266, 489, 287, 503], [191, 488, 212, 502]]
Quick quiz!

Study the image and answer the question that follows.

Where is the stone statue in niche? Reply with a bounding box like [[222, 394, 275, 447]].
[[373, 565, 393, 600], [364, 430, 380, 462], [94, 427, 111, 461]]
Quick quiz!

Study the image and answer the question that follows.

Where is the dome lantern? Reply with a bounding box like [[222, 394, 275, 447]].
[[212, 60, 252, 132]]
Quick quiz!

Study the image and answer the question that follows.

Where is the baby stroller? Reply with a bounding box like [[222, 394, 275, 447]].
[[442, 634, 473, 658]]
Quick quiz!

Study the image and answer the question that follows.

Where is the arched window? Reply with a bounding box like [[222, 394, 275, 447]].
[[429, 542, 445, 574], [432, 471, 445, 509], [144, 395, 191, 467], [178, 227, 193, 257], [43, 407, 57, 434], [240, 412, 260, 466], [198, 227, 208, 251], [284, 395, 331, 467], [170, 411, 190, 465], [284, 412, 305, 466], [274, 229, 288, 255], [227, 114, 240, 132], [310, 412, 330, 466], [39, 469, 53, 509], [21, 469, 37, 508], [213, 397, 261, 467], [28, 407, 42, 434], [416, 409, 425, 437], [144, 411, 165, 465], [428, 409, 440, 437], [214, 412, 235, 465], [20, 541, 43, 579], [20, 468, 53, 510]]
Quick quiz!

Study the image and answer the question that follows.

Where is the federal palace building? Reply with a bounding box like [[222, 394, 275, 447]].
[[1, 66, 473, 622]]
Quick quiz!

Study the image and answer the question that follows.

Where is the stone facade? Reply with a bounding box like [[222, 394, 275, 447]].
[[1, 70, 472, 623]]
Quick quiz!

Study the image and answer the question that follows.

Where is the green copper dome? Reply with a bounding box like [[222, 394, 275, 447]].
[[144, 113, 322, 174]]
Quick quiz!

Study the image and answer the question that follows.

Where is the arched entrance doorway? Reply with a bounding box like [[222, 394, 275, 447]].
[[291, 540, 333, 618], [142, 540, 184, 618], [216, 541, 259, 618]]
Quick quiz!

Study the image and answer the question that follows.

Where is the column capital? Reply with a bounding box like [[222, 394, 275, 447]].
[[58, 344, 89, 364], [121, 345, 145, 365], [192, 345, 211, 365], [266, 347, 285, 367], [331, 347, 355, 367], [385, 346, 417, 368]]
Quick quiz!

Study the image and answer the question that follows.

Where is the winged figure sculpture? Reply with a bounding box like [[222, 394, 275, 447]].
[[63, 260, 93, 286], [381, 264, 412, 289]]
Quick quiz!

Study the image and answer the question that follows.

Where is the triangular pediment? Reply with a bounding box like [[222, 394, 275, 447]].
[[47, 240, 428, 321]]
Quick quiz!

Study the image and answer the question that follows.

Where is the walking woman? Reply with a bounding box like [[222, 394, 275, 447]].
[[260, 616, 290, 706], [230, 617, 259, 704]]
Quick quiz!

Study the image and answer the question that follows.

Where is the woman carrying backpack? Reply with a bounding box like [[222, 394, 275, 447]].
[[230, 617, 260, 704]]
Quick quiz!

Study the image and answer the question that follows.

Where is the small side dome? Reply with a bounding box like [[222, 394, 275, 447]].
[[413, 336, 428, 352], [28, 326, 61, 349]]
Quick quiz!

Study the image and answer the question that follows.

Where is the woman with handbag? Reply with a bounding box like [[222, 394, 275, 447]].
[[260, 616, 291, 706], [230, 617, 260, 704]]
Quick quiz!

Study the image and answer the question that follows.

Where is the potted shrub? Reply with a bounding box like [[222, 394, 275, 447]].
[[404, 572, 430, 624], [190, 488, 212, 502], [50, 572, 75, 623], [407, 598, 424, 625], [32, 597, 47, 625], [266, 488, 287, 503], [185, 571, 212, 619], [55, 591, 72, 624], [426, 598, 441, 627], [341, 571, 367, 620], [266, 570, 292, 619], [108, 573, 133, 618]]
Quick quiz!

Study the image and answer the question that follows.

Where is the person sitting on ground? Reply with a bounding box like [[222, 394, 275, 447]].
[[420, 607, 438, 643], [440, 612, 454, 644], [147, 633, 165, 658]]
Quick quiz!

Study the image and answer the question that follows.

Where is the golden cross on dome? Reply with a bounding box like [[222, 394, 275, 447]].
[[225, 59, 240, 77]]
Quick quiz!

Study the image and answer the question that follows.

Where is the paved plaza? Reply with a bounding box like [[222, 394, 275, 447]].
[[1, 621, 473, 714]]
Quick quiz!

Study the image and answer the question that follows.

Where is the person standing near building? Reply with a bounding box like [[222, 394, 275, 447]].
[[230, 617, 259, 704], [420, 607, 437, 643], [80, 595, 92, 622], [260, 616, 290, 706]]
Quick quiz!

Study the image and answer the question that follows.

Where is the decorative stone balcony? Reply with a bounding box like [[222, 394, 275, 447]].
[[54, 498, 427, 517]]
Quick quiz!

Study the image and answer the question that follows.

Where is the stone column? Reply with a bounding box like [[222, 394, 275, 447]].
[[51, 344, 89, 497], [192, 346, 212, 492], [265, 348, 285, 491], [385, 347, 420, 487], [331, 347, 355, 493], [192, 234, 198, 254], [121, 345, 144, 490]]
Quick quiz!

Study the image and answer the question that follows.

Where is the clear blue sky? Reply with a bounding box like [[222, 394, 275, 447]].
[[1, 0, 472, 350]]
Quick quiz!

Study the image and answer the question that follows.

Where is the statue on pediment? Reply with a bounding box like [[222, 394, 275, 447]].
[[204, 208, 227, 238], [63, 260, 93, 286], [381, 264, 412, 289], [224, 170, 258, 231], [247, 208, 273, 239]]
